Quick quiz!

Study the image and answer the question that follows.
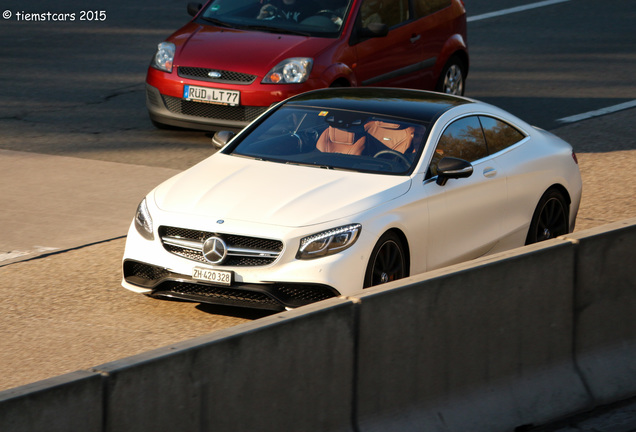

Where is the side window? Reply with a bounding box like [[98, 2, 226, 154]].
[[359, 0, 409, 28], [478, 116, 526, 155], [429, 116, 487, 176], [413, 0, 451, 18]]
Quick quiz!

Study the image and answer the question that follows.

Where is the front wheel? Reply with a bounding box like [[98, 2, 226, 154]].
[[364, 232, 407, 288], [526, 189, 569, 244], [435, 56, 466, 96]]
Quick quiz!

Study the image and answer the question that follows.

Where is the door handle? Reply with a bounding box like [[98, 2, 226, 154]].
[[483, 167, 497, 178], [410, 34, 421, 43]]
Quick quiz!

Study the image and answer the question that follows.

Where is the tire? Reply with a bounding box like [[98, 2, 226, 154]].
[[363, 232, 408, 288], [526, 189, 569, 244], [435, 56, 466, 96]]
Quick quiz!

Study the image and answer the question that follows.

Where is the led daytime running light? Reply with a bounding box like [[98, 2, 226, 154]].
[[298, 224, 361, 259], [134, 198, 154, 241]]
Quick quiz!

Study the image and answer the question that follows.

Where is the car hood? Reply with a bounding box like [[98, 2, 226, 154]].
[[153, 154, 412, 228], [172, 23, 334, 75]]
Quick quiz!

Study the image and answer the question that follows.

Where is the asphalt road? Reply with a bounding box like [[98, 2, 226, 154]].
[[0, 0, 635, 429]]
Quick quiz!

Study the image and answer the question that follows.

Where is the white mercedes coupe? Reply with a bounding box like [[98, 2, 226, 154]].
[[122, 88, 582, 311]]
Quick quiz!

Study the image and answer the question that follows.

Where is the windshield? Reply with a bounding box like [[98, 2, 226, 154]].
[[227, 106, 427, 175], [198, 0, 353, 37]]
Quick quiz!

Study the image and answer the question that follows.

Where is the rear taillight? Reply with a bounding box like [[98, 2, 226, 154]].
[[572, 151, 579, 164]]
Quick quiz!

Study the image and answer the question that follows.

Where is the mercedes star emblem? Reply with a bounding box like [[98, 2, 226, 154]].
[[202, 236, 228, 264]]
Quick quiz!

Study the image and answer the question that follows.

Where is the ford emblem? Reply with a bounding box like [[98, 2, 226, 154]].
[[208, 71, 222, 78]]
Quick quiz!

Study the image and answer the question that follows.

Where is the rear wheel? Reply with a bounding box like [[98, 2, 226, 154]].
[[526, 189, 569, 244], [435, 56, 466, 96], [364, 232, 407, 288]]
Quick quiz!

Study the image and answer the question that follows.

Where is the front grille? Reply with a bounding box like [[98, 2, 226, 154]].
[[276, 284, 337, 303], [123, 260, 171, 288], [159, 226, 283, 267], [163, 95, 268, 123], [178, 67, 257, 84], [160, 281, 279, 306], [152, 280, 338, 310]]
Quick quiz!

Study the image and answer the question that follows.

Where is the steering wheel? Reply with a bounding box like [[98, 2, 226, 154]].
[[315, 9, 342, 25], [257, 4, 286, 20], [373, 150, 411, 169]]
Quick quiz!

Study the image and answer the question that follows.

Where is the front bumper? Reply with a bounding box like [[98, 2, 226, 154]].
[[145, 66, 327, 131], [123, 259, 339, 311], [146, 84, 269, 132]]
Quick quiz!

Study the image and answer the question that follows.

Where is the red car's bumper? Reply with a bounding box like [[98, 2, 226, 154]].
[[146, 66, 328, 131]]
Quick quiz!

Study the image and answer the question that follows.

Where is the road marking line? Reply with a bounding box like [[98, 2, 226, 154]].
[[0, 246, 58, 263], [556, 100, 636, 124], [467, 0, 571, 22]]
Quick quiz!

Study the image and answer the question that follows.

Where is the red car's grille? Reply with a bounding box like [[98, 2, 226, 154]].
[[163, 96, 268, 122], [178, 67, 257, 84]]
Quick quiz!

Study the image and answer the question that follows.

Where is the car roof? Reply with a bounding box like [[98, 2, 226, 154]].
[[283, 87, 475, 124]]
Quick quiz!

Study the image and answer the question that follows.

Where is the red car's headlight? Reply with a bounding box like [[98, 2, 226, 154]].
[[151, 42, 175, 73], [263, 58, 313, 84]]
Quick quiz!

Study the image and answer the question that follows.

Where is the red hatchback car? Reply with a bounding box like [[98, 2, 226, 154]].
[[146, 0, 468, 131]]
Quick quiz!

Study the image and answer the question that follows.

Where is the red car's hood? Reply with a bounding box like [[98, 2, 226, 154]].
[[171, 23, 334, 76]]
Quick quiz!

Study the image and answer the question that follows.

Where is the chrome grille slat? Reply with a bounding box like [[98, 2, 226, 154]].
[[159, 227, 283, 267], [162, 236, 202, 251]]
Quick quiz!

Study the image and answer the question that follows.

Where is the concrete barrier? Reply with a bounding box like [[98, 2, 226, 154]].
[[0, 370, 102, 432], [95, 298, 357, 432], [565, 219, 636, 405], [1, 218, 635, 432], [354, 239, 591, 432]]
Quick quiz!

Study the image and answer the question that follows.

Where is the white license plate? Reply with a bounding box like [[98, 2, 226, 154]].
[[192, 267, 233, 286], [183, 85, 240, 106]]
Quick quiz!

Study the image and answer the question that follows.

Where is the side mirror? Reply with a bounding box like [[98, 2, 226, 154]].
[[436, 157, 473, 186], [212, 130, 236, 149], [356, 23, 389, 39], [187, 2, 203, 17]]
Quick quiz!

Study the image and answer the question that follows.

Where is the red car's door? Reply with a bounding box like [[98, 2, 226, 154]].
[[352, 0, 426, 88], [411, 0, 456, 90]]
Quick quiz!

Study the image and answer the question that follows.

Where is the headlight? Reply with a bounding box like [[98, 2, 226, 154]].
[[134, 198, 154, 241], [151, 42, 175, 73], [262, 58, 313, 84], [297, 224, 361, 260]]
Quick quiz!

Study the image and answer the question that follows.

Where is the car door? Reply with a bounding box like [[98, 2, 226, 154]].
[[478, 115, 531, 246], [352, 0, 426, 87], [411, 0, 454, 89], [423, 115, 508, 270]]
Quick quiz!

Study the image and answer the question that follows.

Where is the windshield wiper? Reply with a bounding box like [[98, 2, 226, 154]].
[[201, 16, 234, 28], [243, 24, 311, 37]]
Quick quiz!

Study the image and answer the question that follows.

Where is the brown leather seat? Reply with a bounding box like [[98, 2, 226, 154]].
[[316, 126, 366, 155], [364, 121, 415, 154]]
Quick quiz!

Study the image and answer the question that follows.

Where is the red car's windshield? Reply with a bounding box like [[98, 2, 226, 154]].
[[198, 0, 354, 37]]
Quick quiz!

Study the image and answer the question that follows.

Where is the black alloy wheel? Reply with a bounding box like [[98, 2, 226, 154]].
[[526, 189, 569, 244], [364, 232, 407, 288]]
